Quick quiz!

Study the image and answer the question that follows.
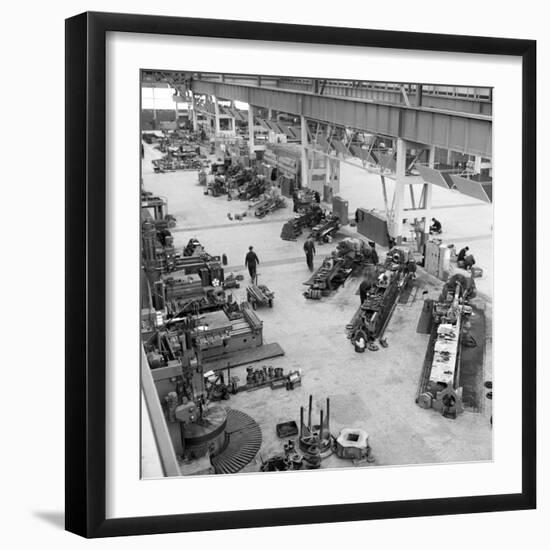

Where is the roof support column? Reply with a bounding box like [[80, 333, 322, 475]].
[[248, 105, 255, 156], [329, 157, 340, 195], [422, 146, 435, 240], [300, 115, 309, 188], [390, 138, 406, 243], [415, 84, 423, 107], [190, 94, 198, 132], [213, 96, 221, 136]]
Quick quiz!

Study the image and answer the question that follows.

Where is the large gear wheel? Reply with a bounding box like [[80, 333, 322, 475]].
[[211, 409, 262, 475]]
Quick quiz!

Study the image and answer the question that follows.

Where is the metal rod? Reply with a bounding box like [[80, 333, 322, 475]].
[[326, 397, 330, 433], [300, 406, 304, 438], [308, 395, 312, 430], [319, 409, 324, 441]]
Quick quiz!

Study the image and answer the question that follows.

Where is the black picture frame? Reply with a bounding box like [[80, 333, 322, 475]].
[[65, 11, 536, 538]]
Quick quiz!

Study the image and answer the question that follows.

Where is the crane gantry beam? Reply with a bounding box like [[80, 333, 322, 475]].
[[190, 79, 492, 158]]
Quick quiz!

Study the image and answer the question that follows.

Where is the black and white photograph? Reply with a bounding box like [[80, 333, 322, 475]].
[[0, 1, 543, 545], [140, 71, 494, 478]]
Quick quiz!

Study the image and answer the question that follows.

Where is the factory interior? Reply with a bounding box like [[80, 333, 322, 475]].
[[140, 71, 494, 478]]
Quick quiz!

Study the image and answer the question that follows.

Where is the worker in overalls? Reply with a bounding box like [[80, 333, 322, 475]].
[[457, 246, 469, 264], [303, 237, 316, 271], [245, 246, 260, 282], [430, 217, 442, 234], [368, 241, 379, 265]]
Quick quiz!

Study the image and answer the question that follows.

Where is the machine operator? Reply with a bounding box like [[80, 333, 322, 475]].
[[245, 246, 260, 282], [303, 237, 316, 271], [430, 217, 442, 234]]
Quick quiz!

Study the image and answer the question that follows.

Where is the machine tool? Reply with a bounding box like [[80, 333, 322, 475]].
[[346, 247, 416, 345], [309, 214, 340, 243], [416, 273, 476, 418], [143, 317, 264, 475], [280, 204, 324, 241]]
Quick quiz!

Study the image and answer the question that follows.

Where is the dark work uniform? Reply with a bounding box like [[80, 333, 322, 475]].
[[303, 239, 316, 271], [359, 279, 372, 304], [457, 247, 468, 262], [245, 251, 259, 280], [464, 253, 476, 270], [430, 219, 442, 233], [292, 192, 299, 213], [370, 247, 379, 265]]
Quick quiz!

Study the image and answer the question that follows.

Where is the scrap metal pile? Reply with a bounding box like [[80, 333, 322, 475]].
[[346, 247, 417, 348]]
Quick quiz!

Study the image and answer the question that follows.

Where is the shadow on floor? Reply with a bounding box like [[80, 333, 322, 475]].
[[33, 510, 65, 530]]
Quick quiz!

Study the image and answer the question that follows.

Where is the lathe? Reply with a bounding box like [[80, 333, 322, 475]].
[[416, 274, 476, 418], [346, 247, 416, 344]]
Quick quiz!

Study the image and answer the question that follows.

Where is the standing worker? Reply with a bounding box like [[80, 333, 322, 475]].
[[359, 277, 372, 305], [457, 246, 469, 265], [359, 266, 377, 304], [368, 241, 379, 265], [292, 190, 299, 213], [463, 252, 476, 271], [245, 246, 260, 282], [303, 237, 316, 272]]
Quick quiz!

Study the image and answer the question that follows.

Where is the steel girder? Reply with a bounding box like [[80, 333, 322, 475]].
[[191, 80, 492, 158]]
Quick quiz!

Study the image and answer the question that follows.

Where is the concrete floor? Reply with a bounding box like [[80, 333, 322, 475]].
[[142, 143, 493, 473]]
